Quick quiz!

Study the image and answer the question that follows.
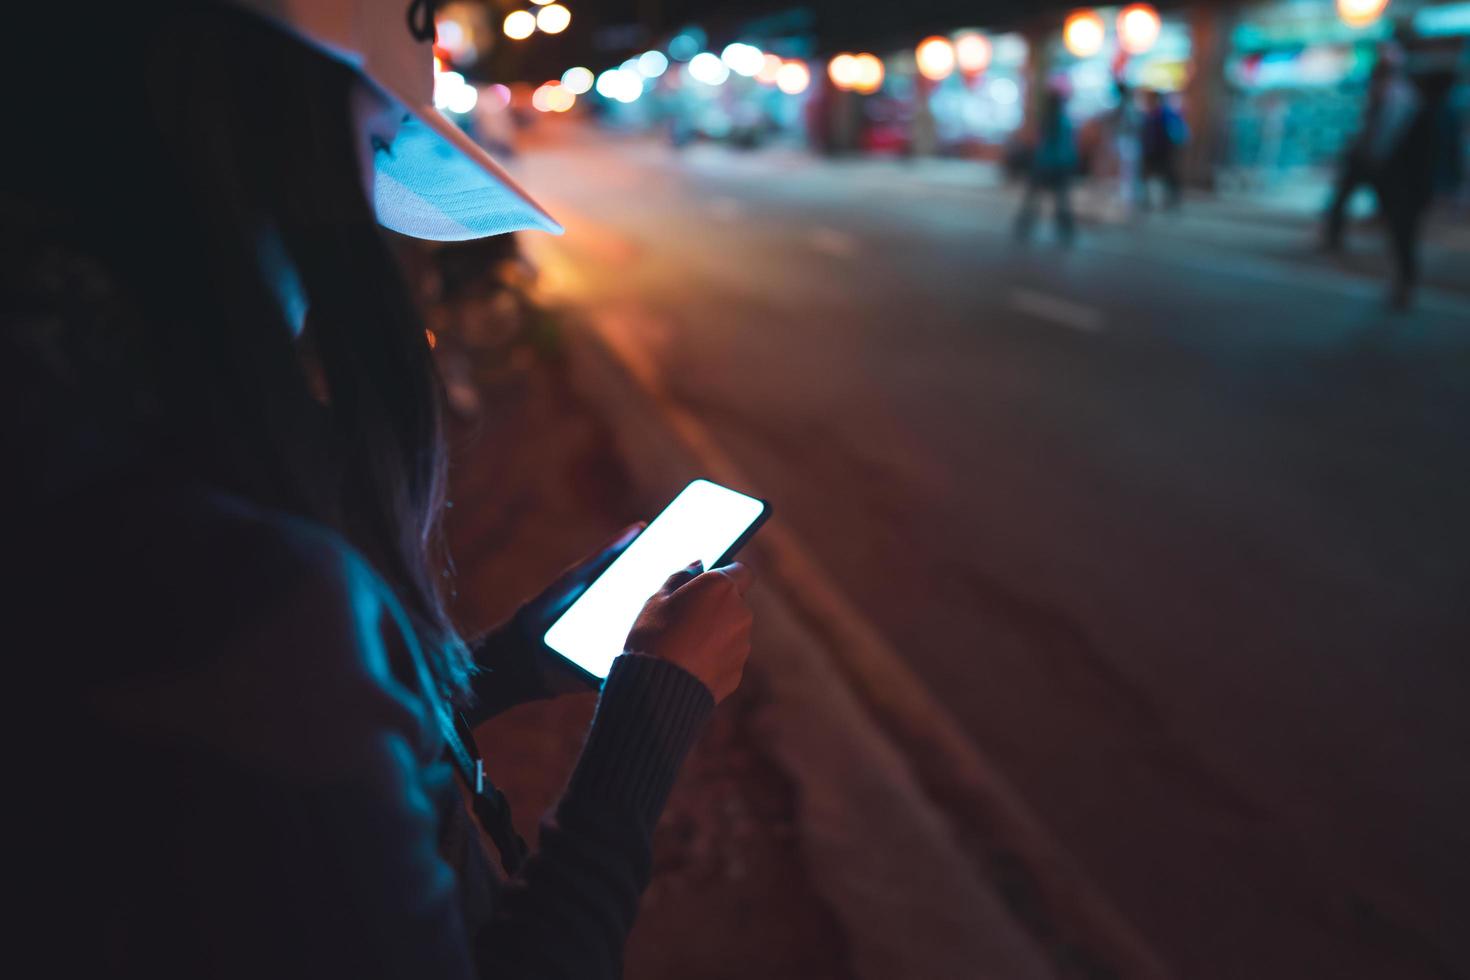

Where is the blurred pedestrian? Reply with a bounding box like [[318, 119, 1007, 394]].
[[1111, 79, 1145, 217], [1014, 90, 1079, 245], [5, 3, 753, 978], [1322, 59, 1419, 253], [1324, 54, 1435, 308], [1140, 89, 1186, 210]]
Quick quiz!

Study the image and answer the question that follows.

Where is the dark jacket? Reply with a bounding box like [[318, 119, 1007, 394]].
[[7, 214, 712, 978], [23, 477, 711, 979]]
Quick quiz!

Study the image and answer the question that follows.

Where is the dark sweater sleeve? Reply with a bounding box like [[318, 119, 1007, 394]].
[[475, 653, 714, 979]]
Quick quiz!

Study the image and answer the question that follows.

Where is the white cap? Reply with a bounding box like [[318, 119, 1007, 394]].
[[231, 0, 562, 240]]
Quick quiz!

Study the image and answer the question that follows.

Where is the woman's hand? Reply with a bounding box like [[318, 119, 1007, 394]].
[[519, 523, 645, 638], [478, 524, 645, 699], [624, 561, 754, 704]]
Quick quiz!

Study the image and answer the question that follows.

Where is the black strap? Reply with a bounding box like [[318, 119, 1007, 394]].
[[452, 712, 529, 875]]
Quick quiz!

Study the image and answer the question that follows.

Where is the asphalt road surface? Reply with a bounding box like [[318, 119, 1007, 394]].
[[512, 123, 1470, 979]]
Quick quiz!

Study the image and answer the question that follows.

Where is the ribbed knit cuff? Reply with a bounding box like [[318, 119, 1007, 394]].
[[564, 654, 714, 828]]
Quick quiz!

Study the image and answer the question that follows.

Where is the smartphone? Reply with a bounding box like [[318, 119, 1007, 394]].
[[544, 479, 770, 683]]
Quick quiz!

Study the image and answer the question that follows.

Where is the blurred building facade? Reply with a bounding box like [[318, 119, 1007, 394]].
[[435, 0, 1465, 214]]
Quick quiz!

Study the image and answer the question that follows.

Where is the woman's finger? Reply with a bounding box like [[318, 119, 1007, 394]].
[[712, 561, 754, 595], [547, 523, 646, 598], [660, 561, 703, 595], [587, 522, 645, 571]]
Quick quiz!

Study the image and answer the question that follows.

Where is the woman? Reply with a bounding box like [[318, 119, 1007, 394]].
[[6, 2, 752, 977]]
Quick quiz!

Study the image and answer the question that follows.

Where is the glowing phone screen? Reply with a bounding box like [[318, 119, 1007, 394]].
[[544, 480, 767, 681]]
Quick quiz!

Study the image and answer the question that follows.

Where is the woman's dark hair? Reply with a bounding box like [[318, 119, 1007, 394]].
[[5, 4, 472, 700]]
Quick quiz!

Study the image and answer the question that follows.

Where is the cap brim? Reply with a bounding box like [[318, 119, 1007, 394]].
[[374, 98, 563, 241]]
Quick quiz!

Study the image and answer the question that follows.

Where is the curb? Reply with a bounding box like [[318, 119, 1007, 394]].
[[546, 284, 1174, 979]]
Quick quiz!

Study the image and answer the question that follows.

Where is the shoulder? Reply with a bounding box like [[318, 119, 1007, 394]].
[[81, 485, 448, 779]]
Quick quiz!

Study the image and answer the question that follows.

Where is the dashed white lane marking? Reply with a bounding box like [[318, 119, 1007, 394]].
[[707, 196, 743, 221], [809, 227, 859, 257], [1009, 288, 1105, 333]]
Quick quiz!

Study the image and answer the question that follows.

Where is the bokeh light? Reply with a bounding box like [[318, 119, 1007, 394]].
[[535, 3, 570, 34], [637, 50, 670, 78], [668, 32, 701, 62], [1337, 0, 1390, 27], [503, 10, 535, 40], [561, 66, 594, 94], [915, 36, 956, 81], [721, 42, 765, 77], [828, 53, 859, 90], [1117, 4, 1162, 54], [434, 69, 479, 113], [756, 53, 784, 85], [689, 51, 731, 85], [852, 53, 885, 94], [955, 32, 993, 74], [1063, 10, 1106, 58], [435, 19, 473, 62], [445, 80, 478, 114], [595, 67, 643, 103], [987, 76, 1019, 104], [776, 59, 811, 95]]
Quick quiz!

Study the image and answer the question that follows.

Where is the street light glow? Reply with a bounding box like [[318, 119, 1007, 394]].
[[637, 50, 669, 78], [536, 3, 571, 34], [688, 51, 731, 85], [954, 32, 993, 74], [503, 10, 535, 40], [532, 82, 574, 112], [561, 66, 594, 94], [776, 59, 811, 95], [435, 70, 478, 114], [721, 42, 764, 77], [450, 85, 478, 113], [828, 53, 859, 90], [916, 36, 956, 81], [596, 68, 643, 103], [756, 53, 784, 85], [1063, 10, 1106, 58], [852, 53, 885, 94], [1337, 0, 1390, 27], [434, 69, 477, 112], [1117, 4, 1162, 54]]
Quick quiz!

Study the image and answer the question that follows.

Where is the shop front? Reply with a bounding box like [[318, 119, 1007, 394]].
[[1221, 0, 1469, 188]]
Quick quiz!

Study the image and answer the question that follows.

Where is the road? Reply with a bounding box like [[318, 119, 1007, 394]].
[[510, 123, 1470, 979]]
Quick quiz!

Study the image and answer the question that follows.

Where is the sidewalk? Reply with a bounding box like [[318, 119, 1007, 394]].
[[439, 352, 851, 980], [919, 157, 1470, 297], [425, 235, 1172, 979], [669, 139, 1470, 298]]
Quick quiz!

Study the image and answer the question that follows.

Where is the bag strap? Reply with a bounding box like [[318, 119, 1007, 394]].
[[450, 712, 529, 875]]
